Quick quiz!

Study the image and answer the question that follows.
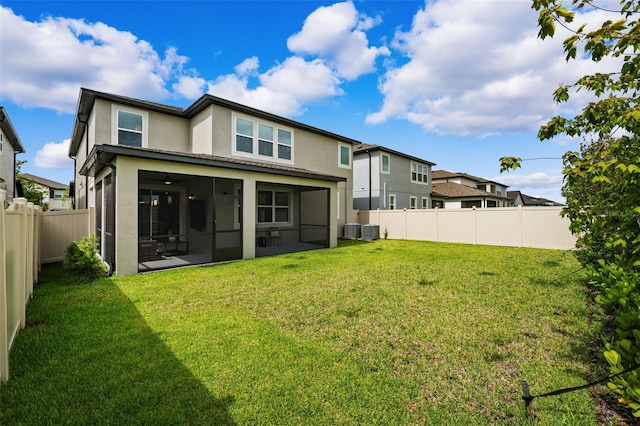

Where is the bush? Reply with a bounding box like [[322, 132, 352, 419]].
[[63, 235, 107, 281], [592, 261, 640, 417]]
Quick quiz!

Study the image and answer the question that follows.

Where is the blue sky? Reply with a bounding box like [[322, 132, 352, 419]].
[[1, 0, 619, 202]]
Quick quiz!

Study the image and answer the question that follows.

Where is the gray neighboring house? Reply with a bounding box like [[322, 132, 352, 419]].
[[21, 174, 70, 211], [507, 190, 564, 207], [431, 170, 511, 208], [353, 143, 435, 210], [0, 107, 25, 202]]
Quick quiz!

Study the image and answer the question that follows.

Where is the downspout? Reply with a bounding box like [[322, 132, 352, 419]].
[[95, 153, 116, 275], [367, 150, 372, 210], [83, 119, 89, 208]]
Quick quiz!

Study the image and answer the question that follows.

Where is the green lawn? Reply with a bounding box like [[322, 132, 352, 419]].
[[1, 240, 603, 425]]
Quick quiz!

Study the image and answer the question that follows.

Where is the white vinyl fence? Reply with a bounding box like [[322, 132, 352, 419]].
[[1, 193, 41, 382], [41, 209, 94, 264], [357, 206, 577, 250], [1, 187, 93, 382]]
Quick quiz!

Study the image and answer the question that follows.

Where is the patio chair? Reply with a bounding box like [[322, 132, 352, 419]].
[[268, 227, 282, 246]]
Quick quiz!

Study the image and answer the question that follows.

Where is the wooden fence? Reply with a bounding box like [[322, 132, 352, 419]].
[[357, 206, 577, 250], [1, 188, 93, 382]]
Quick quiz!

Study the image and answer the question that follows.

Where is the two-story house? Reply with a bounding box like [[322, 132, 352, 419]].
[[431, 170, 510, 208], [0, 107, 25, 203], [69, 88, 358, 275], [353, 144, 435, 211], [21, 174, 70, 211]]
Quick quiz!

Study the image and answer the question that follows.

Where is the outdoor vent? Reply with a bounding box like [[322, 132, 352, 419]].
[[361, 224, 380, 241], [343, 223, 362, 239]]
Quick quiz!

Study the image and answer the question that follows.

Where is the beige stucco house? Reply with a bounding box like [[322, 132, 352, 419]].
[[21, 174, 70, 211], [0, 107, 25, 202], [69, 88, 357, 275]]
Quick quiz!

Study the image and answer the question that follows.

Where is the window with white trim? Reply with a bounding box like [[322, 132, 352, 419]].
[[411, 162, 429, 184], [389, 194, 396, 210], [410, 196, 417, 209], [113, 106, 147, 148], [422, 197, 428, 209], [257, 189, 290, 224], [339, 143, 351, 168], [381, 153, 390, 174], [0, 133, 3, 154], [234, 115, 293, 162]]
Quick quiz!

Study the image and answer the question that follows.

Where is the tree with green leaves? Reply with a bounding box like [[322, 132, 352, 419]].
[[501, 0, 640, 417], [501, 0, 640, 269], [15, 160, 45, 206]]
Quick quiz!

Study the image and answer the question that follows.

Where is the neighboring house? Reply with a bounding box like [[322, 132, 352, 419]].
[[20, 173, 70, 211], [353, 143, 435, 210], [69, 88, 358, 276], [0, 107, 26, 202], [507, 190, 564, 207], [431, 170, 510, 208]]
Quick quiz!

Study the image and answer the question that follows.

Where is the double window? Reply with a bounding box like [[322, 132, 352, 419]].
[[258, 189, 290, 224], [235, 116, 293, 163], [411, 162, 429, 184]]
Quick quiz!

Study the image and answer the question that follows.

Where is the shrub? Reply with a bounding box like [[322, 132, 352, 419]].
[[592, 261, 640, 417], [63, 235, 107, 281]]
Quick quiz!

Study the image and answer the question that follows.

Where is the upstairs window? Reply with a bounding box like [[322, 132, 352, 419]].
[[117, 111, 143, 147], [381, 153, 390, 174], [113, 106, 147, 148], [234, 115, 293, 162], [339, 144, 351, 168], [0, 133, 3, 154], [236, 117, 254, 154], [411, 162, 429, 184]]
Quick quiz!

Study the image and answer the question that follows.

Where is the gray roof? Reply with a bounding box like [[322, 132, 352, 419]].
[[80, 144, 347, 183], [432, 169, 508, 188], [0, 107, 25, 153], [507, 190, 564, 206], [353, 143, 436, 166], [432, 182, 509, 200], [21, 173, 68, 190], [70, 88, 364, 157]]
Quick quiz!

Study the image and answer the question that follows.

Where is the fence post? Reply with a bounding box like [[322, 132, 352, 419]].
[[0, 191, 8, 382], [13, 198, 27, 330], [25, 202, 34, 297]]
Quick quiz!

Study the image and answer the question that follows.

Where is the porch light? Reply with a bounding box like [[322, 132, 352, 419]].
[[164, 174, 172, 185]]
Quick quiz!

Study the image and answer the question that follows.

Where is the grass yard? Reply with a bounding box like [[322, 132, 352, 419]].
[[1, 240, 604, 425]]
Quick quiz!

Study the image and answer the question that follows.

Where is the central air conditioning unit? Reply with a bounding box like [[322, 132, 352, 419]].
[[343, 223, 361, 239], [362, 224, 380, 240]]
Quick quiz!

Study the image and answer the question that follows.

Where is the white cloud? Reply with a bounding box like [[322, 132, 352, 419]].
[[207, 57, 342, 117], [493, 171, 564, 203], [34, 139, 73, 169], [287, 1, 390, 80], [0, 7, 193, 112], [366, 0, 622, 137]]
